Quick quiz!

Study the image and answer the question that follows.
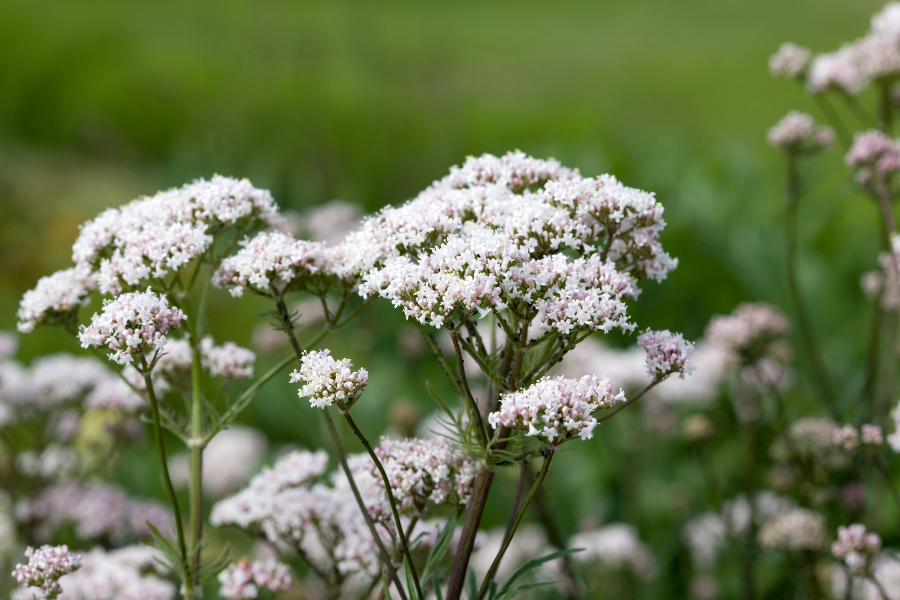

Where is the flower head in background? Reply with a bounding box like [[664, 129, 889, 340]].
[[17, 266, 97, 333], [373, 438, 476, 514], [290, 350, 368, 409], [218, 558, 292, 600], [200, 337, 256, 380], [807, 47, 866, 94], [832, 523, 882, 574], [706, 302, 791, 365], [757, 508, 826, 551], [637, 329, 696, 380], [845, 129, 900, 186], [769, 43, 812, 79], [489, 375, 624, 444], [78, 289, 185, 367], [12, 545, 81, 599], [569, 523, 656, 581], [767, 111, 834, 152]]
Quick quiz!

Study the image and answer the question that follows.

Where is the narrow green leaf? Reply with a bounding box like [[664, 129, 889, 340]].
[[466, 567, 477, 600], [426, 381, 456, 419], [383, 572, 394, 600], [433, 575, 444, 600], [421, 513, 458, 583], [405, 557, 418, 600], [497, 548, 583, 596], [495, 579, 569, 600]]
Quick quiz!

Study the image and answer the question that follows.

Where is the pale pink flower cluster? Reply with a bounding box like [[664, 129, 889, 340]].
[[16, 445, 78, 481], [488, 375, 624, 444], [16, 481, 172, 545], [769, 43, 812, 78], [70, 176, 277, 295], [16, 354, 109, 411], [170, 426, 268, 498], [0, 331, 17, 361], [834, 423, 884, 450], [12, 545, 81, 599], [339, 152, 674, 334], [17, 266, 98, 333], [289, 350, 368, 408], [78, 290, 186, 367], [470, 525, 556, 582], [767, 111, 834, 151], [706, 302, 791, 362], [831, 553, 900, 600], [373, 438, 476, 513], [211, 450, 391, 578], [846, 130, 900, 186], [212, 231, 330, 297], [637, 329, 696, 380], [832, 524, 883, 574], [569, 523, 656, 580], [218, 558, 292, 600], [11, 546, 176, 600], [200, 336, 255, 380], [302, 200, 363, 245], [807, 47, 866, 94], [757, 508, 827, 551]]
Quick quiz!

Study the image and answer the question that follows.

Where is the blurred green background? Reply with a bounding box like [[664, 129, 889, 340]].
[[0, 0, 894, 596]]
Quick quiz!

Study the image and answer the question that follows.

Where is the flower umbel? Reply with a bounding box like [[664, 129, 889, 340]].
[[12, 544, 81, 599], [218, 558, 292, 600], [78, 289, 186, 367], [637, 329, 696, 380], [290, 349, 369, 409]]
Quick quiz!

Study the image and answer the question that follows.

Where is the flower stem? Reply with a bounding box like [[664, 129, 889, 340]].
[[783, 154, 838, 418], [475, 448, 555, 600], [449, 328, 490, 447], [140, 368, 189, 588], [322, 408, 408, 600], [595, 380, 658, 424], [339, 409, 424, 600]]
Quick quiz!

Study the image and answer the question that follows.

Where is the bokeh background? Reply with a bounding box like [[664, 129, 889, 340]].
[[0, 0, 893, 597]]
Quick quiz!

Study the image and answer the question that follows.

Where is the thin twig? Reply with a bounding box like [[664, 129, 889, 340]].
[[595, 380, 659, 424]]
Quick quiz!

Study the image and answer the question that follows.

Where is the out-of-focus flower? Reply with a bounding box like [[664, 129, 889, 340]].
[[17, 266, 97, 334], [569, 523, 656, 580], [78, 290, 185, 367], [290, 350, 368, 409], [219, 558, 292, 600], [682, 415, 715, 442], [200, 337, 255, 380], [0, 331, 19, 362], [834, 424, 861, 451], [767, 111, 834, 152], [833, 524, 882, 575], [770, 43, 812, 79], [808, 47, 866, 94], [470, 525, 555, 582], [889, 401, 900, 452], [706, 302, 791, 364], [11, 546, 176, 600], [15, 445, 78, 481], [170, 426, 268, 498], [373, 438, 475, 514], [12, 545, 81, 599], [846, 130, 900, 187], [757, 508, 826, 551], [488, 375, 624, 444], [637, 329, 696, 380], [831, 551, 900, 600], [302, 200, 364, 245], [16, 481, 172, 545], [682, 512, 726, 570]]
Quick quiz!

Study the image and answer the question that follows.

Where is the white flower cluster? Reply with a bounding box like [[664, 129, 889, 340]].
[[78, 289, 186, 367], [832, 523, 882, 574], [16, 265, 98, 333], [289, 350, 369, 409], [12, 545, 81, 599], [846, 129, 900, 186], [212, 231, 330, 297], [373, 438, 476, 513], [890, 401, 900, 452], [71, 176, 277, 295], [790, 4, 900, 95], [218, 558, 292, 600], [11, 546, 176, 600], [488, 375, 625, 444], [211, 450, 389, 578], [767, 111, 834, 151], [16, 481, 172, 545], [15, 444, 79, 481], [569, 523, 656, 581], [769, 43, 812, 79], [757, 508, 827, 551], [637, 329, 696, 380], [706, 302, 791, 363]]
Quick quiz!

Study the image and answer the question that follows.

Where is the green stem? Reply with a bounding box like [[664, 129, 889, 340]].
[[449, 328, 490, 447], [595, 380, 659, 424], [339, 409, 424, 600], [475, 448, 555, 600], [323, 408, 408, 600], [784, 154, 838, 417], [140, 366, 189, 582], [188, 339, 204, 584], [811, 94, 850, 150]]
